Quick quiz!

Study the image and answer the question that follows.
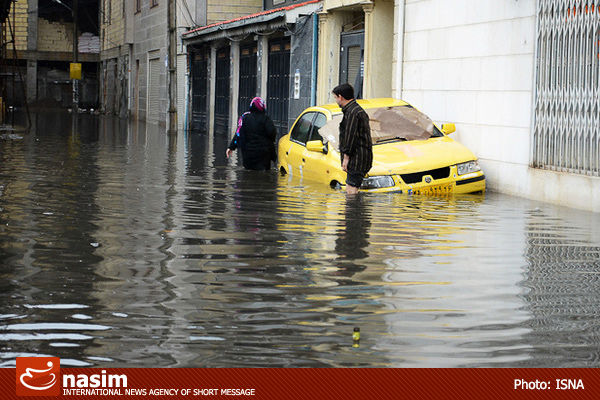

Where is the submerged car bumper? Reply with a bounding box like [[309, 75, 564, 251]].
[[354, 168, 486, 195]]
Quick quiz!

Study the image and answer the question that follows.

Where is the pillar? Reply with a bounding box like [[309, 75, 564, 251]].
[[208, 44, 217, 133], [257, 35, 269, 99], [26, 0, 38, 102], [230, 41, 240, 134]]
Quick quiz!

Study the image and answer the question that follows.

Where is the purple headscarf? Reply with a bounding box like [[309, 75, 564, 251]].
[[249, 97, 265, 112]]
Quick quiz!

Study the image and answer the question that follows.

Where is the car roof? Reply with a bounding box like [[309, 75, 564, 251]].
[[305, 98, 410, 116]]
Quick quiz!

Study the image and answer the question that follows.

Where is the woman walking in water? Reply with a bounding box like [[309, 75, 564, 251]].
[[226, 97, 277, 171]]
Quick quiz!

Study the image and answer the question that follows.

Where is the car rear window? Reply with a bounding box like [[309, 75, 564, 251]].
[[318, 105, 444, 147]]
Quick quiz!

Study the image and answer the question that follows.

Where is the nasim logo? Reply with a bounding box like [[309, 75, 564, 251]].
[[16, 357, 60, 396]]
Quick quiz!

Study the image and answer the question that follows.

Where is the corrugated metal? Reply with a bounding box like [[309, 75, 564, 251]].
[[238, 43, 258, 116], [215, 47, 230, 133], [267, 37, 290, 135], [191, 49, 208, 132], [347, 46, 361, 89], [533, 0, 600, 176], [147, 56, 161, 123], [177, 54, 187, 129]]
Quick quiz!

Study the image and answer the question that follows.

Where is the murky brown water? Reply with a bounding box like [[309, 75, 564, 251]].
[[1, 112, 600, 367]]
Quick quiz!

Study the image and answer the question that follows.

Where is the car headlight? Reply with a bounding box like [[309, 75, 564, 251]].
[[456, 160, 481, 176], [360, 175, 395, 189]]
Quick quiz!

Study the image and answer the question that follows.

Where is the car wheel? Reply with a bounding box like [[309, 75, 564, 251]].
[[330, 180, 341, 190]]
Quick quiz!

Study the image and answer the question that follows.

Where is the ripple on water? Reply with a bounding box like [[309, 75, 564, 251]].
[[1, 114, 600, 367]]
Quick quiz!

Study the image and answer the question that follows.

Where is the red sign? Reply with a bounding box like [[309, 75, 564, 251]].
[[15, 357, 60, 397], [3, 361, 600, 399]]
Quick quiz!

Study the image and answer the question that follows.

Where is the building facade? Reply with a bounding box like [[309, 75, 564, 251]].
[[99, 0, 262, 128], [396, 0, 599, 212], [182, 0, 321, 136], [316, 0, 395, 104], [1, 0, 100, 110]]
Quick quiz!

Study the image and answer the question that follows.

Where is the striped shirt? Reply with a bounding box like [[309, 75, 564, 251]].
[[339, 99, 373, 174]]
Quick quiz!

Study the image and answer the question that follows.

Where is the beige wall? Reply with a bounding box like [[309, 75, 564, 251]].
[[363, 0, 393, 98], [38, 19, 74, 52], [6, 0, 28, 51], [323, 0, 368, 11], [206, 0, 262, 25], [317, 0, 393, 104], [101, 0, 126, 52]]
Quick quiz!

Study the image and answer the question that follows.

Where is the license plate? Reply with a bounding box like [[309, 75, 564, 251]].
[[412, 183, 455, 196]]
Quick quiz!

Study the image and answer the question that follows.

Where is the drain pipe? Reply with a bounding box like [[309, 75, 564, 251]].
[[310, 12, 318, 106]]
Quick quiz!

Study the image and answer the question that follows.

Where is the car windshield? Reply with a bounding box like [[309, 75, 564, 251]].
[[318, 105, 444, 147]]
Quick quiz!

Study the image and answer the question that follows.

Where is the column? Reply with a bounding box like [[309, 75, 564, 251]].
[[26, 0, 38, 102], [392, 0, 405, 100], [362, 4, 374, 99], [229, 41, 240, 134], [208, 44, 217, 133], [257, 35, 269, 99], [316, 11, 343, 104]]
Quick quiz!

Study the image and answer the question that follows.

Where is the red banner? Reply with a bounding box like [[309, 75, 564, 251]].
[[2, 361, 599, 400]]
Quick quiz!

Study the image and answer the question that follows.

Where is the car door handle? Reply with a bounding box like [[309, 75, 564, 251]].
[[302, 158, 306, 163]]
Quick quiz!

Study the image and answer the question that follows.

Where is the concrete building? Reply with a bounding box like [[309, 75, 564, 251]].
[[182, 0, 321, 136], [316, 0, 395, 104], [99, 1, 263, 128], [1, 0, 100, 109], [394, 0, 599, 212], [99, 0, 130, 118]]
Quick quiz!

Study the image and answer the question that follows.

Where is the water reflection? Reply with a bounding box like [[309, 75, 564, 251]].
[[1, 112, 600, 367]]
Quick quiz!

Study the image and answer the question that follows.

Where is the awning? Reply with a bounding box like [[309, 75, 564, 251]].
[[182, 0, 321, 45]]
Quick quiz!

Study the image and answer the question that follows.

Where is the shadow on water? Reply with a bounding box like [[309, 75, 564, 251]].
[[1, 112, 600, 367]]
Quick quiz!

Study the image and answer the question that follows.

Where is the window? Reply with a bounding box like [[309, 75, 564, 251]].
[[290, 112, 315, 145], [151, 0, 159, 8], [136, 0, 141, 13], [533, 1, 599, 175], [309, 113, 327, 143], [317, 106, 443, 148]]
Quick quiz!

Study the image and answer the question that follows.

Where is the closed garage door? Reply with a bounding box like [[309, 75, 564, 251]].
[[191, 49, 208, 132], [267, 37, 290, 135], [177, 54, 187, 130], [147, 54, 161, 123], [214, 47, 230, 134]]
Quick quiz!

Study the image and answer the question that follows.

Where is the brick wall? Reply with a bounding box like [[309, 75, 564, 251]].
[[6, 0, 28, 51], [206, 0, 262, 25], [38, 19, 74, 52]]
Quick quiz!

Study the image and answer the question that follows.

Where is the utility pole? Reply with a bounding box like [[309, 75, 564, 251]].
[[167, 0, 177, 135], [72, 0, 79, 112]]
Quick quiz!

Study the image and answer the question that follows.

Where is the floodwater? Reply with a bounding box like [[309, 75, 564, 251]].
[[1, 112, 600, 368]]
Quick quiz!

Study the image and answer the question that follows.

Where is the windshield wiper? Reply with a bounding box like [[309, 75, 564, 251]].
[[376, 137, 408, 143]]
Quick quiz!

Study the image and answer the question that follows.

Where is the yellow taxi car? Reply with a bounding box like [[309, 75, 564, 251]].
[[278, 98, 485, 194]]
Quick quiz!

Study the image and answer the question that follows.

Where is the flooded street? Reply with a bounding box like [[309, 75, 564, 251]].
[[1, 112, 600, 368]]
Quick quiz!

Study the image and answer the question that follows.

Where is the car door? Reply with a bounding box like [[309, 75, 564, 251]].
[[285, 112, 316, 177], [302, 112, 332, 184]]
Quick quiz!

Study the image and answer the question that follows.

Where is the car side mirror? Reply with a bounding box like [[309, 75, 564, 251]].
[[306, 140, 326, 153], [441, 123, 456, 135]]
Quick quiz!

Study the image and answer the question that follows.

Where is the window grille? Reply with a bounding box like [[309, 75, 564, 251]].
[[533, 0, 600, 176]]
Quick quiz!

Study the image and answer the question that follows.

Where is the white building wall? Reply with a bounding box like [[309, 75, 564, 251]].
[[400, 0, 600, 212]]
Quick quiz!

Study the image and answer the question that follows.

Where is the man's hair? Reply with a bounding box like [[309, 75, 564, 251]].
[[332, 83, 354, 101]]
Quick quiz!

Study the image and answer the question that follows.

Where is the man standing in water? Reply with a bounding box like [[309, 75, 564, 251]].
[[332, 84, 373, 194]]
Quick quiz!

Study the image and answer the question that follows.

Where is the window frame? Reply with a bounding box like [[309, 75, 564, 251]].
[[290, 112, 317, 146], [308, 112, 327, 143]]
